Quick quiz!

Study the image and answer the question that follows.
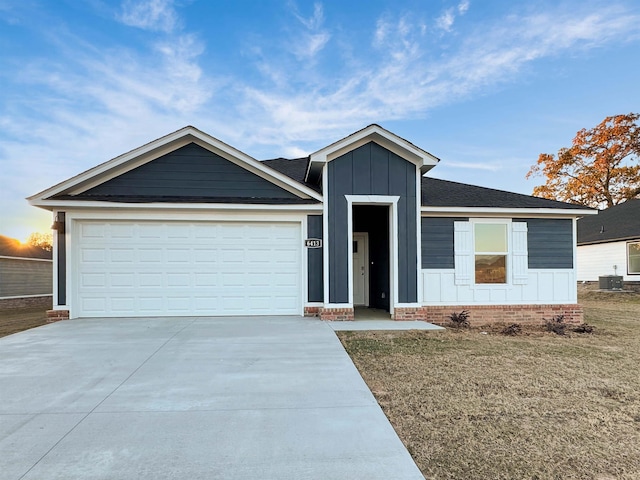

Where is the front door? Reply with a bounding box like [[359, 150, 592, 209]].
[[352, 232, 369, 306]]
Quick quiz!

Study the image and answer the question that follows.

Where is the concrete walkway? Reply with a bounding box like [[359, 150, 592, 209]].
[[0, 317, 424, 480]]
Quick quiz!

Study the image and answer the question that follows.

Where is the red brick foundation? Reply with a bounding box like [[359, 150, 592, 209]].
[[304, 306, 321, 317], [318, 307, 355, 321], [410, 304, 583, 326], [46, 309, 70, 322]]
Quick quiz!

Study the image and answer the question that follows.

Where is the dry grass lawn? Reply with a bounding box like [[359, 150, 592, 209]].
[[339, 292, 640, 480], [0, 307, 48, 337]]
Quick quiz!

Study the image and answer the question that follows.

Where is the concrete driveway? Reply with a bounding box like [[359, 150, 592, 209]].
[[0, 317, 424, 479]]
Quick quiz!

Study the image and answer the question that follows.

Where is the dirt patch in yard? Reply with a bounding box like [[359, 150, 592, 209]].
[[0, 307, 49, 337], [339, 291, 640, 479]]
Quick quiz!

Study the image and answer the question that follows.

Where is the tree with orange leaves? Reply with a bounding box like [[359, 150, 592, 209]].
[[527, 113, 640, 208]]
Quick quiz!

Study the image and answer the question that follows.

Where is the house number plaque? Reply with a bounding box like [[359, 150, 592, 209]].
[[305, 239, 322, 248]]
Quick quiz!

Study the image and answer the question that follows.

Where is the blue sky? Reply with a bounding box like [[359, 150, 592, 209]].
[[1, 0, 639, 241]]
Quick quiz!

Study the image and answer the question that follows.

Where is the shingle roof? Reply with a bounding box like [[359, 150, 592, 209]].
[[261, 157, 322, 193], [577, 199, 640, 245], [421, 177, 591, 210], [262, 158, 592, 211], [0, 236, 52, 259]]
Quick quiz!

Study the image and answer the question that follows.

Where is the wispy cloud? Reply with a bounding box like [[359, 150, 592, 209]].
[[288, 2, 330, 60], [436, 0, 470, 32], [118, 0, 178, 33], [237, 4, 639, 151], [443, 161, 501, 171]]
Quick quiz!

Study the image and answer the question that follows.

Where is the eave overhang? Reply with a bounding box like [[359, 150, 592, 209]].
[[420, 206, 598, 217]]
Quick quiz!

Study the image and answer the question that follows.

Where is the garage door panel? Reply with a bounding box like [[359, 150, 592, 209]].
[[76, 221, 302, 317]]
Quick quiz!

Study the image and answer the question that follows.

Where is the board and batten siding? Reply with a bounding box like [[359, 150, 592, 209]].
[[307, 215, 323, 302], [0, 257, 52, 298], [577, 240, 639, 282], [79, 143, 299, 199], [421, 217, 577, 305], [327, 142, 418, 304]]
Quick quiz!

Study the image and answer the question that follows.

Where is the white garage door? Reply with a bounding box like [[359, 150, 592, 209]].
[[75, 221, 302, 317]]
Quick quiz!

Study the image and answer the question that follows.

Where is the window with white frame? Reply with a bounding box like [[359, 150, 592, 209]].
[[629, 242, 640, 274], [454, 220, 527, 287], [474, 222, 508, 284]]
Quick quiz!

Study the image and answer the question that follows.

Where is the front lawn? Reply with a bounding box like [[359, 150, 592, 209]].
[[0, 307, 48, 337], [339, 292, 640, 479]]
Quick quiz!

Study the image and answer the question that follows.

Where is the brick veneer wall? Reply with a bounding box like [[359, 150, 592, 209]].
[[394, 304, 583, 326], [46, 310, 70, 322], [0, 296, 52, 310], [318, 307, 355, 321], [304, 306, 321, 317]]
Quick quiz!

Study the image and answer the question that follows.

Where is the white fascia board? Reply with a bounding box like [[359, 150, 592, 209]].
[[28, 126, 323, 204], [420, 206, 598, 217], [309, 125, 439, 169], [29, 200, 323, 212]]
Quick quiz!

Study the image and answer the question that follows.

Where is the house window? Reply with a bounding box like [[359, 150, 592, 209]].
[[629, 242, 640, 274], [474, 223, 508, 284]]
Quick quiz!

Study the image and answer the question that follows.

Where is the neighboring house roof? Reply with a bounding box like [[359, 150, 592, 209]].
[[421, 178, 592, 210], [0, 236, 52, 259], [577, 199, 640, 245]]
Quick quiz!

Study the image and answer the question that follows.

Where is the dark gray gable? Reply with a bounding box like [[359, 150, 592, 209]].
[[66, 143, 302, 201], [578, 199, 640, 244]]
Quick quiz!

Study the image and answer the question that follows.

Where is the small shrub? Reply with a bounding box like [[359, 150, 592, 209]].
[[545, 314, 567, 335], [449, 310, 470, 328], [501, 323, 522, 336], [572, 323, 595, 334]]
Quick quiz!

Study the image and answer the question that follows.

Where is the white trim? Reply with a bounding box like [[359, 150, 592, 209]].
[[416, 164, 423, 303], [0, 294, 53, 300], [302, 216, 309, 305], [628, 240, 640, 275], [64, 213, 71, 312], [31, 200, 323, 212], [421, 206, 596, 216], [322, 303, 353, 309], [572, 218, 578, 276], [304, 302, 324, 307], [345, 195, 400, 313], [0, 256, 52, 262], [29, 126, 323, 205], [395, 303, 423, 308]]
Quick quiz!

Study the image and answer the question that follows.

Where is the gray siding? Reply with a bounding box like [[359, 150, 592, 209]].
[[421, 217, 468, 268], [517, 218, 574, 269], [0, 258, 52, 298], [328, 142, 417, 303], [307, 215, 323, 302], [83, 143, 299, 199]]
